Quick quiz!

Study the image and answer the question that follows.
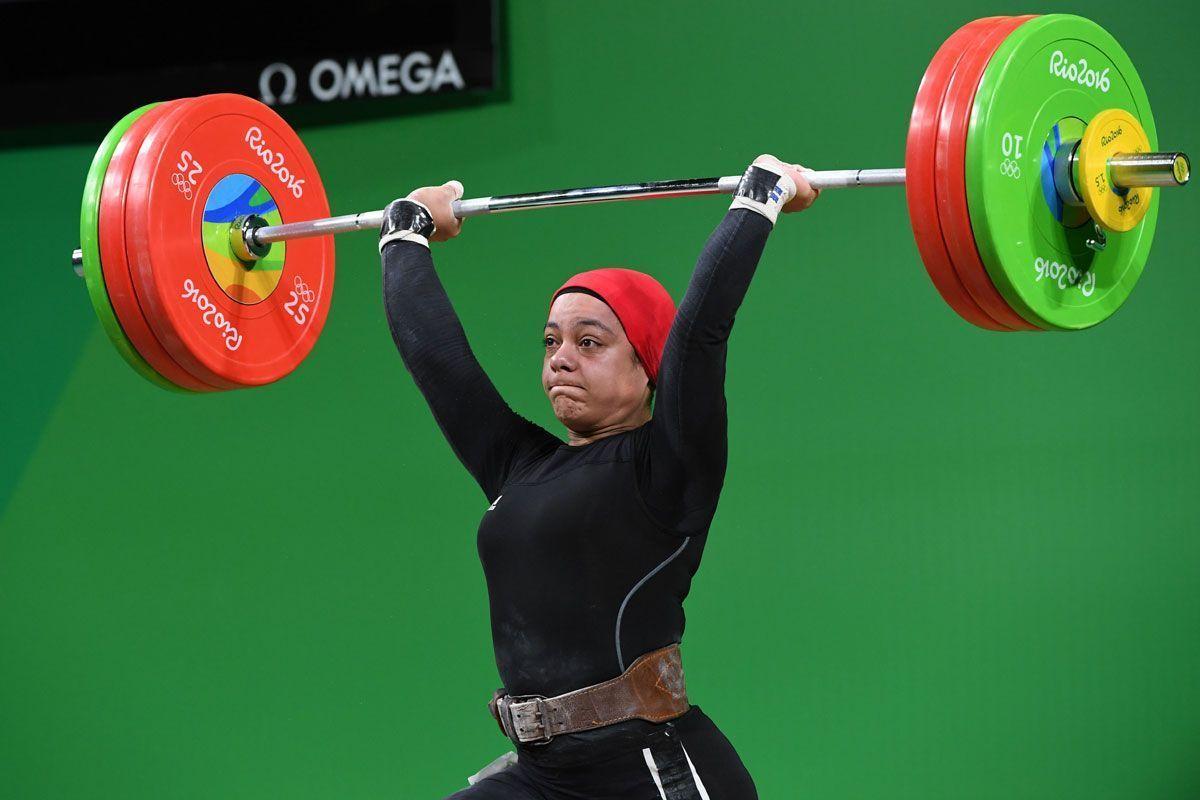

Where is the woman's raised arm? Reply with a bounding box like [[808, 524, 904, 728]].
[[637, 157, 819, 534], [380, 185, 558, 501]]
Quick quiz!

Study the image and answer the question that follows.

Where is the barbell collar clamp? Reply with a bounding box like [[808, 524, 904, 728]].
[[230, 214, 272, 263]]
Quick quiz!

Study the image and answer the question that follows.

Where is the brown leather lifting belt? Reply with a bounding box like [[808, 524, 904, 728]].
[[487, 643, 690, 745]]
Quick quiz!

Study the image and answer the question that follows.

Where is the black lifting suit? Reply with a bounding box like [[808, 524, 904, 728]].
[[382, 208, 774, 800]]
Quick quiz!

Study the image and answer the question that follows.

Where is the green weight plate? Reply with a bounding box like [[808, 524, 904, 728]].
[[80, 103, 193, 392], [965, 14, 1159, 330]]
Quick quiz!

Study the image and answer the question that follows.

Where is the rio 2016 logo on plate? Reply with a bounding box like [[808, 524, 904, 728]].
[[1048, 50, 1111, 92]]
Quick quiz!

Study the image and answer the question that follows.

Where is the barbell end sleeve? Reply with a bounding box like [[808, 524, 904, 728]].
[[1108, 151, 1192, 189], [1172, 152, 1190, 186]]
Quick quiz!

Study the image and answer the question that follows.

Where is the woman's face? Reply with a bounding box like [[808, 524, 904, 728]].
[[543, 292, 651, 434]]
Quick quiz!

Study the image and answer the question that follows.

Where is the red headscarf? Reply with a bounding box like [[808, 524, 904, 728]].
[[549, 268, 676, 385]]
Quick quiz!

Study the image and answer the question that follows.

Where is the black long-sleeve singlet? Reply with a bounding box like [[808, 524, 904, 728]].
[[382, 208, 772, 757]]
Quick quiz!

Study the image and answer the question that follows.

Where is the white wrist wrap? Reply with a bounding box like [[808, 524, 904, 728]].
[[378, 230, 430, 251], [729, 164, 797, 225], [378, 198, 436, 252]]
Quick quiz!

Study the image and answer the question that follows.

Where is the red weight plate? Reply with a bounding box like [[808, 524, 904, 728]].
[[905, 16, 1011, 331], [126, 94, 334, 388], [935, 15, 1041, 331], [98, 99, 218, 392]]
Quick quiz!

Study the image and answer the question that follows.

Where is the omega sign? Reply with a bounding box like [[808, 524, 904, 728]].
[[259, 51, 468, 106]]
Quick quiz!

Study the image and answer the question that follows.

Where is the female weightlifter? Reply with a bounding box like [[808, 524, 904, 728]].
[[379, 154, 818, 800]]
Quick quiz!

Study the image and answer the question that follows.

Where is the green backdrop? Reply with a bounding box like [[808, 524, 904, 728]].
[[2, 2, 1197, 798]]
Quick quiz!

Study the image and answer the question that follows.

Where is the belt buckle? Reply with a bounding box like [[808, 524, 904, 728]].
[[497, 693, 554, 746]]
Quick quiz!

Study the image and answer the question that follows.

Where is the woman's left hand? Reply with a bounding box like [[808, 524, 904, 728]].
[[751, 154, 820, 213]]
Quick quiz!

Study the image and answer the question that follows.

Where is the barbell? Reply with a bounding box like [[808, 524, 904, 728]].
[[71, 13, 1190, 392]]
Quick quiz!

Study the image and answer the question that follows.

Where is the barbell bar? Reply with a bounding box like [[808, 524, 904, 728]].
[[70, 170, 905, 270], [69, 154, 1188, 270]]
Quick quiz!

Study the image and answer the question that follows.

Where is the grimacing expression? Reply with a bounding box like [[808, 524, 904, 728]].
[[543, 292, 651, 432]]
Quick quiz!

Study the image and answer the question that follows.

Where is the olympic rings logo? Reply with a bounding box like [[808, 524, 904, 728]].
[[172, 150, 203, 202], [171, 171, 194, 200], [284, 275, 315, 326], [999, 158, 1021, 179], [1034, 257, 1096, 297], [292, 275, 316, 304]]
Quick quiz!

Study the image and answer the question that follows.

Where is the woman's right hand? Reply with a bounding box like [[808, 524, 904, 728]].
[[407, 180, 465, 242]]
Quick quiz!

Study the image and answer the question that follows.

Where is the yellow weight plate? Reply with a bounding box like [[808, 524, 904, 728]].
[[1077, 108, 1153, 232]]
